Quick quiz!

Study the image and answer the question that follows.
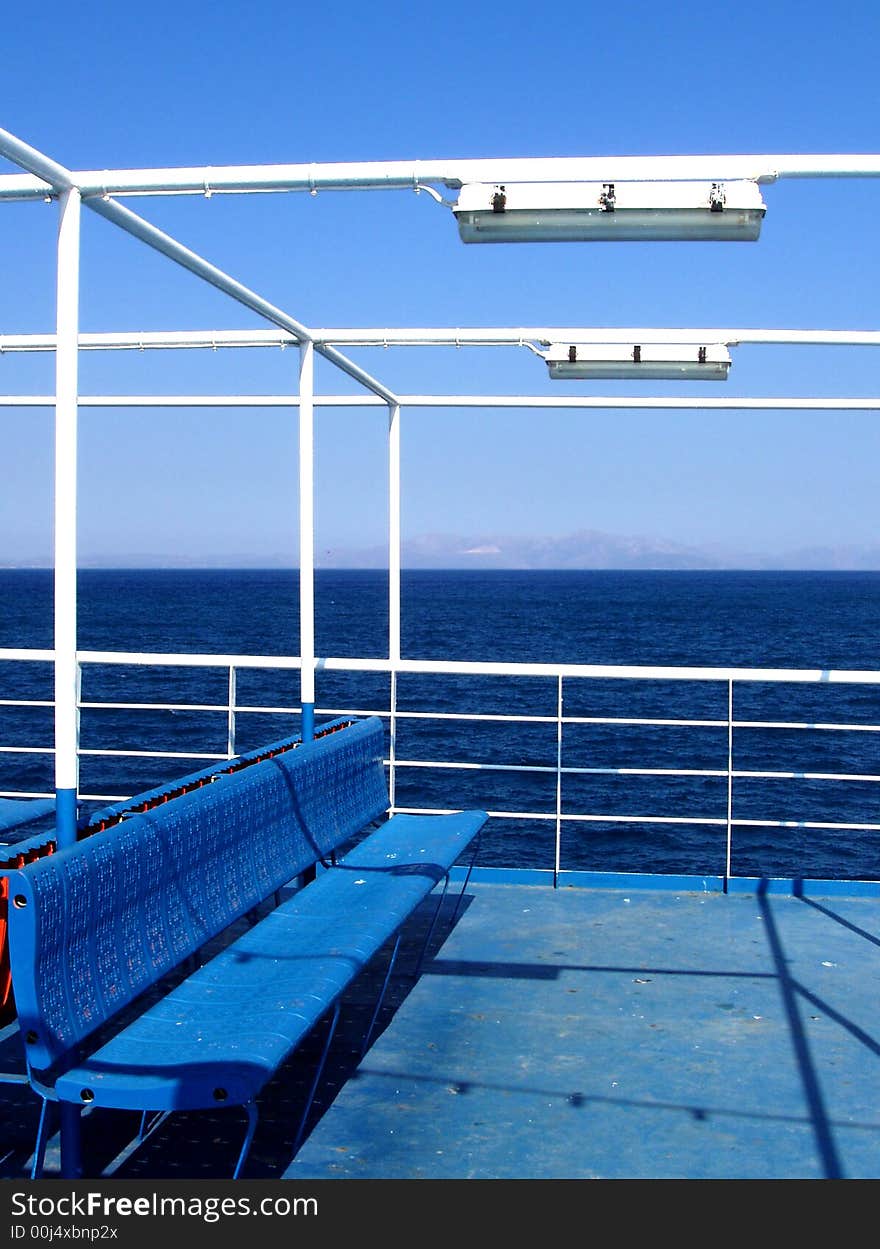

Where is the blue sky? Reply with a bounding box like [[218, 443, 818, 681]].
[[2, 0, 880, 565]]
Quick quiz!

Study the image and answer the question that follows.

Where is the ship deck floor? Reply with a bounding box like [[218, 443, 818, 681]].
[[2, 874, 879, 1181]]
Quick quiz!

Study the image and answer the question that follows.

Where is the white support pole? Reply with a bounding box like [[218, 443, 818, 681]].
[[54, 187, 81, 846], [299, 342, 316, 742], [726, 679, 734, 887], [388, 404, 401, 666], [226, 665, 237, 759], [554, 675, 564, 887], [388, 403, 401, 808]]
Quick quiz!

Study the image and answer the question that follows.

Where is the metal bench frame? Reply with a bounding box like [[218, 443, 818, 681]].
[[7, 717, 485, 1179]]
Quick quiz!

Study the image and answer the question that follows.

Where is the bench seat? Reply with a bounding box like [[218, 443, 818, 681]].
[[8, 720, 488, 1176], [53, 809, 486, 1114]]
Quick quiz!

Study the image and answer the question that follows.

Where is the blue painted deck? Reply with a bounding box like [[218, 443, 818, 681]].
[[2, 872, 879, 1180]]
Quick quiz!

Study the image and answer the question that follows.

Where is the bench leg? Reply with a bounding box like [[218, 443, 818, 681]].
[[361, 932, 401, 1058], [293, 1001, 340, 1155], [59, 1102, 83, 1179], [138, 1110, 170, 1143], [416, 874, 450, 975], [416, 831, 483, 975], [450, 830, 482, 929], [29, 1095, 51, 1179], [232, 1103, 259, 1180]]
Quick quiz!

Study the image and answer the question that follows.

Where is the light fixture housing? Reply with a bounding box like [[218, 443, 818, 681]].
[[543, 342, 732, 381], [454, 180, 766, 242]]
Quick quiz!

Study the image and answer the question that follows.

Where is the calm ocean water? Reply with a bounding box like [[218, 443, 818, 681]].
[[2, 568, 879, 880]]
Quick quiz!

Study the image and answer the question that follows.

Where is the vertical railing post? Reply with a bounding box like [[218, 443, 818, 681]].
[[554, 674, 564, 887], [54, 187, 81, 848], [298, 342, 315, 743], [388, 402, 401, 809], [726, 678, 734, 890], [226, 665, 237, 759]]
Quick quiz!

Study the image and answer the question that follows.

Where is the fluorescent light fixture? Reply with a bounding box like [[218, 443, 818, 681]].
[[454, 180, 766, 242], [544, 343, 732, 380]]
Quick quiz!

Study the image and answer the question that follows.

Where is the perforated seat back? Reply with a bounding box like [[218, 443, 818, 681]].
[[269, 715, 389, 855]]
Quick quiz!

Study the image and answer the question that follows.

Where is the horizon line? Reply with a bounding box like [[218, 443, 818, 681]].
[[3, 564, 880, 574]]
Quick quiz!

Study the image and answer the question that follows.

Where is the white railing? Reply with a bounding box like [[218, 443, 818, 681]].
[[2, 647, 880, 881]]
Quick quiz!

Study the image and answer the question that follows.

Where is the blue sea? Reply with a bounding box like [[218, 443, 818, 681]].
[[2, 568, 879, 881]]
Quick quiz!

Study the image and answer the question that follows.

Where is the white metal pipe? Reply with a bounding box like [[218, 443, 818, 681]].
[[4, 152, 880, 201], [0, 396, 382, 407], [395, 396, 880, 410], [86, 195, 313, 340], [69, 698, 880, 735], [387, 401, 401, 809], [6, 395, 880, 411], [84, 197, 397, 401], [298, 342, 316, 741], [78, 748, 223, 760], [0, 330, 299, 351], [555, 675, 563, 884], [6, 327, 880, 353], [310, 328, 880, 348], [0, 649, 55, 661], [388, 404, 401, 664], [0, 127, 75, 193], [726, 679, 734, 880], [54, 187, 81, 847], [0, 127, 397, 403], [318, 343, 398, 404], [226, 665, 237, 758], [69, 650, 880, 684]]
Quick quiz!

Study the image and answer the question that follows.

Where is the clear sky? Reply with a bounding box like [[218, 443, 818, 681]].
[[2, 0, 880, 566]]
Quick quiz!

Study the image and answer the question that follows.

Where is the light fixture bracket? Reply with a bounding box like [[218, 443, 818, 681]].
[[542, 341, 732, 380], [454, 180, 766, 242]]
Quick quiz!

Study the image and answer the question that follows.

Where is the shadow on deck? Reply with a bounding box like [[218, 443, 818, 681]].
[[2, 876, 879, 1181]]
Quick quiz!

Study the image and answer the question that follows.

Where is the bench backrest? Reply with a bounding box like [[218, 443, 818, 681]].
[[8, 716, 388, 1072]]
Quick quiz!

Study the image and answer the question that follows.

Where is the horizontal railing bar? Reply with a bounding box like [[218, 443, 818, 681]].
[[0, 700, 54, 708], [393, 806, 880, 833], [1, 786, 875, 837], [78, 748, 227, 761], [9, 743, 875, 784], [394, 758, 725, 777], [78, 793, 140, 803], [380, 709, 558, 724], [79, 701, 232, 712], [3, 648, 878, 686], [395, 759, 557, 775], [393, 806, 728, 826], [735, 770, 880, 783], [65, 700, 880, 735], [560, 812, 880, 831], [68, 652, 880, 685], [561, 715, 729, 728], [234, 705, 301, 715], [391, 758, 880, 783], [733, 720, 880, 732]]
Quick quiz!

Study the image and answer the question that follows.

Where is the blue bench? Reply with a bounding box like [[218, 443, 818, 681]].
[[7, 716, 486, 1179]]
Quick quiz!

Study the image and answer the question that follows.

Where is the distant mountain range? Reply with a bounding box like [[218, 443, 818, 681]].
[[5, 528, 877, 570], [324, 532, 880, 570]]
